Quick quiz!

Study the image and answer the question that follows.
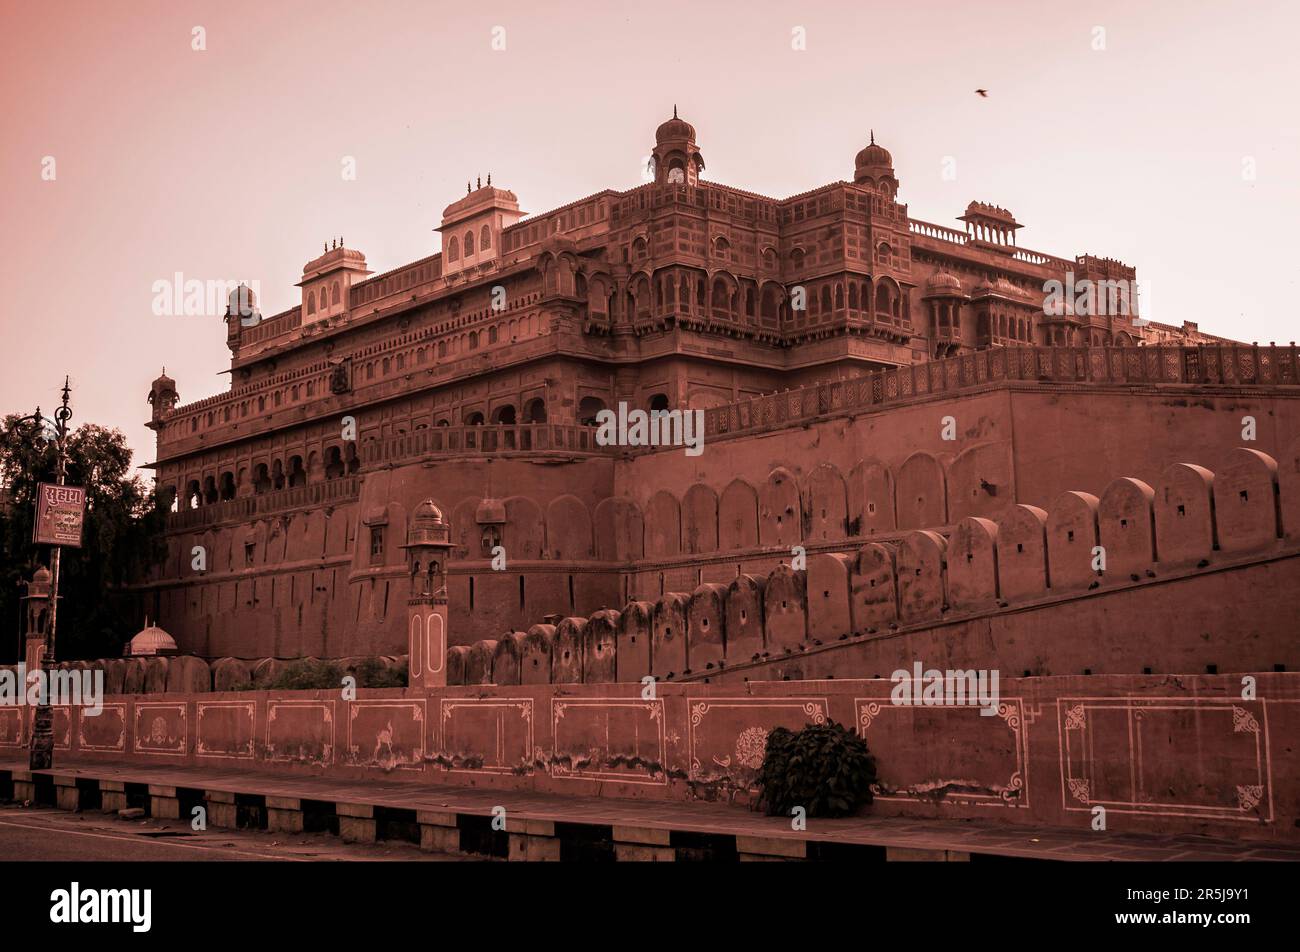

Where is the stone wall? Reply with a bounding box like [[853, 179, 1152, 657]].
[[4, 674, 1296, 844], [455, 447, 1300, 683], [139, 349, 1300, 656]]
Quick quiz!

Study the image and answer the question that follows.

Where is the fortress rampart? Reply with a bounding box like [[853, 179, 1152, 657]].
[[134, 345, 1300, 657]]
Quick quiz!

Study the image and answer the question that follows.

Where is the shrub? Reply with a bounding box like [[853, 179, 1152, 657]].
[[755, 720, 877, 818], [350, 656, 408, 689], [224, 657, 410, 691], [264, 659, 344, 691]]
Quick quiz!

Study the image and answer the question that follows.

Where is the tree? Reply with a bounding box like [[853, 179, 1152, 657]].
[[0, 415, 165, 662]]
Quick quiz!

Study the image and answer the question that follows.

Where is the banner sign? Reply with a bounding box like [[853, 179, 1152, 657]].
[[33, 483, 85, 547]]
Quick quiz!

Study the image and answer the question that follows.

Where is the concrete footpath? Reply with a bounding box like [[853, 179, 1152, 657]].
[[3, 758, 1296, 862]]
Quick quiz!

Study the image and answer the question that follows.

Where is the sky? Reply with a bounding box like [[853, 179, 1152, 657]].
[[1, 0, 1297, 476]]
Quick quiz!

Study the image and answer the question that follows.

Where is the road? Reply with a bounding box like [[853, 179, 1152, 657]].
[[0, 802, 484, 861]]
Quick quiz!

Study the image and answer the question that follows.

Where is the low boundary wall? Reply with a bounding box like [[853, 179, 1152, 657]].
[[3, 673, 1294, 844]]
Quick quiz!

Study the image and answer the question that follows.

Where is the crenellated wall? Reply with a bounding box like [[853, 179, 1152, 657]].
[[452, 446, 1300, 685], [137, 355, 1300, 656]]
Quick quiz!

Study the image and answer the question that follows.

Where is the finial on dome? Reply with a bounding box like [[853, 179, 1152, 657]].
[[870, 129, 875, 145], [673, 104, 678, 119], [487, 173, 491, 186]]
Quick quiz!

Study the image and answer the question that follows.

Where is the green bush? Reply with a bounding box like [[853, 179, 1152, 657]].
[[257, 657, 408, 691], [350, 656, 408, 689], [265, 659, 344, 691], [755, 720, 877, 818]]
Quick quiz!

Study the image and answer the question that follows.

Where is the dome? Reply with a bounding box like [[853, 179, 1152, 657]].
[[227, 283, 257, 312], [414, 499, 445, 524], [973, 276, 1028, 301], [126, 619, 178, 657], [656, 106, 696, 144], [407, 499, 451, 546], [855, 132, 893, 170], [27, 567, 52, 598], [925, 270, 963, 296]]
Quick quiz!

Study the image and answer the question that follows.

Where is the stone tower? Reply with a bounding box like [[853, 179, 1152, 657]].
[[401, 500, 454, 688], [651, 106, 705, 186], [23, 566, 52, 672], [146, 368, 178, 427]]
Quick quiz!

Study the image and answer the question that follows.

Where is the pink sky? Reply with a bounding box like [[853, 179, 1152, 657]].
[[2, 0, 1297, 475]]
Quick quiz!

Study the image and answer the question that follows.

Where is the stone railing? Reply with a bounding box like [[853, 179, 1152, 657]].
[[168, 475, 360, 530], [701, 344, 1300, 440], [362, 423, 613, 467], [908, 218, 969, 245]]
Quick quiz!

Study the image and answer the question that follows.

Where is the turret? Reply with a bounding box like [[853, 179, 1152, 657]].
[[401, 500, 454, 688], [651, 106, 705, 186], [146, 368, 178, 427], [438, 177, 525, 278]]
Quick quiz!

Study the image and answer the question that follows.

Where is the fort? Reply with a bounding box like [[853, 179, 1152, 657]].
[[4, 113, 1297, 849], [128, 111, 1253, 658]]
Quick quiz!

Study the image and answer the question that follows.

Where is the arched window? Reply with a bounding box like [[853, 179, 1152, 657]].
[[480, 225, 491, 250], [464, 230, 475, 256], [523, 397, 547, 423], [332, 282, 341, 306], [577, 396, 607, 425], [468, 331, 479, 350], [631, 236, 647, 259], [647, 393, 670, 413], [306, 291, 316, 315], [324, 447, 345, 480], [447, 236, 459, 262], [713, 236, 730, 259], [464, 411, 485, 426], [877, 242, 892, 265], [711, 277, 730, 316]]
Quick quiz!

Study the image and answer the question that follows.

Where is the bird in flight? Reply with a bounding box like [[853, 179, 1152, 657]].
[[975, 88, 989, 97]]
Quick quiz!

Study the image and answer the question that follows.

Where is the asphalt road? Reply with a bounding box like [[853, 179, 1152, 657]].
[[0, 802, 484, 861]]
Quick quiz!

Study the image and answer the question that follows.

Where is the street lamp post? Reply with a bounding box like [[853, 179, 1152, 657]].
[[21, 377, 73, 771]]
